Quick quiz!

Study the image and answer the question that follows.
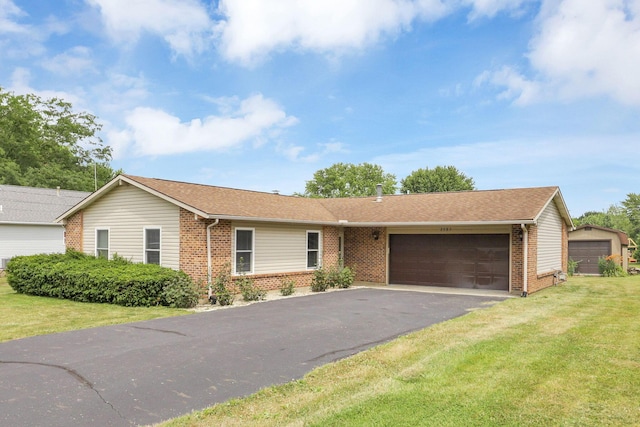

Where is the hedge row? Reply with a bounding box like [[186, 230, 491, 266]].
[[6, 250, 199, 308]]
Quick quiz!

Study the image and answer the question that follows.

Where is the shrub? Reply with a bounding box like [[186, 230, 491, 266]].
[[280, 279, 296, 296], [238, 276, 266, 301], [212, 263, 235, 306], [567, 258, 581, 276], [598, 255, 626, 277], [311, 264, 355, 291], [6, 251, 198, 308], [326, 265, 355, 289], [311, 268, 328, 292]]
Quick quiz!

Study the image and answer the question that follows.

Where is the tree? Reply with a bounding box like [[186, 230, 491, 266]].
[[573, 206, 632, 232], [302, 162, 397, 198], [622, 193, 640, 241], [0, 87, 118, 192], [400, 166, 475, 194]]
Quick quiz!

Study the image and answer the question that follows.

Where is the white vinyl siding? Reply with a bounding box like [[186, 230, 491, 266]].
[[233, 222, 322, 274], [537, 201, 563, 274], [83, 185, 180, 269], [0, 224, 65, 260]]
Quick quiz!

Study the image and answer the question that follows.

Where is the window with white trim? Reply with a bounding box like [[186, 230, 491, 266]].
[[307, 231, 320, 269], [96, 229, 109, 259], [144, 228, 161, 265], [235, 228, 254, 274]]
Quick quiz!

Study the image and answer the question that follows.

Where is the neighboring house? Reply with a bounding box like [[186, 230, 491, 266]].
[[0, 185, 90, 268], [568, 225, 629, 274], [57, 174, 573, 295]]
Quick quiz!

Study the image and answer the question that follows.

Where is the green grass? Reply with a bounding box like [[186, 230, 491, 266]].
[[160, 275, 640, 427], [0, 276, 190, 343]]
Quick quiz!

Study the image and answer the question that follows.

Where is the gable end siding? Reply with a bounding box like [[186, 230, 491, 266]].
[[82, 185, 180, 268], [537, 201, 563, 274]]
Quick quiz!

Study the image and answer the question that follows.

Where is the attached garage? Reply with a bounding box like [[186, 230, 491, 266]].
[[389, 234, 510, 290]]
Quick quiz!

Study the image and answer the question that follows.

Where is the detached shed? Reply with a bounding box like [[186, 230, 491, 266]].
[[568, 225, 629, 274]]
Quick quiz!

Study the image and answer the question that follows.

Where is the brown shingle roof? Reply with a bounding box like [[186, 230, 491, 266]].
[[124, 175, 337, 223], [58, 174, 570, 226]]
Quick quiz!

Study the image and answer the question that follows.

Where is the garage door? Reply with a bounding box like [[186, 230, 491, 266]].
[[389, 234, 510, 290], [568, 240, 611, 275]]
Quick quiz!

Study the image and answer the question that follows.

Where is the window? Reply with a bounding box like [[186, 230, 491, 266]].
[[96, 229, 109, 259], [235, 228, 253, 273], [307, 231, 320, 269], [145, 228, 161, 265]]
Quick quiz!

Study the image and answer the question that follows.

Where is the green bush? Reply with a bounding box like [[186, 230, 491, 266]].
[[238, 276, 266, 301], [212, 263, 235, 306], [280, 279, 296, 296], [6, 250, 198, 308], [567, 258, 581, 276], [311, 264, 355, 291], [598, 255, 626, 277], [311, 268, 328, 292]]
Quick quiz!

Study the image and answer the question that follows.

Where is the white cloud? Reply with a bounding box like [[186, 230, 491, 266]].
[[41, 46, 96, 76], [477, 0, 640, 106], [214, 0, 451, 65], [87, 0, 212, 56], [111, 94, 298, 157]]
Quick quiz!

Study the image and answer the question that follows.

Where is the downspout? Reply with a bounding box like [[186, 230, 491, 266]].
[[521, 224, 528, 297], [206, 218, 219, 299]]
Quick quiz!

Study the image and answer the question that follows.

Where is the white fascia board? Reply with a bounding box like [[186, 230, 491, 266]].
[[533, 188, 574, 229], [204, 214, 338, 226]]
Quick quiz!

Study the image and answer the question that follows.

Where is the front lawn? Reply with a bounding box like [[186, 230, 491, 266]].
[[0, 276, 189, 343], [162, 275, 640, 426]]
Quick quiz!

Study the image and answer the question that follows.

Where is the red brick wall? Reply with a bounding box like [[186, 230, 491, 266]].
[[64, 211, 83, 252], [511, 224, 524, 293], [343, 227, 386, 284], [322, 226, 340, 267]]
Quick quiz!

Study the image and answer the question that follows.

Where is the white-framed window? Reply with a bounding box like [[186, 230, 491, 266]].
[[144, 227, 161, 265], [96, 228, 109, 259], [307, 231, 320, 269], [234, 228, 254, 274]]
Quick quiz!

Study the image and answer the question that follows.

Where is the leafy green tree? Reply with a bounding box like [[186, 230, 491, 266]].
[[622, 193, 640, 242], [400, 166, 475, 194], [573, 206, 632, 232], [0, 87, 118, 192], [303, 162, 396, 198]]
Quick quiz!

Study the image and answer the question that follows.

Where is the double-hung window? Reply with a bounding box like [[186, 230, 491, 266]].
[[96, 229, 109, 259], [144, 228, 161, 265], [307, 231, 320, 269], [235, 228, 253, 274]]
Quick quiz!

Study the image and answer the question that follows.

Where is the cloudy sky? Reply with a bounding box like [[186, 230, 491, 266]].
[[1, 0, 639, 216]]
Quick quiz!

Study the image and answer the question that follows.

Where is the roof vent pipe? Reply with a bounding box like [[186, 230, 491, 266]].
[[375, 184, 382, 202]]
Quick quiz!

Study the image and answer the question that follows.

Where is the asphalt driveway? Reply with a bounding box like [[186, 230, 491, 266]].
[[0, 288, 508, 426]]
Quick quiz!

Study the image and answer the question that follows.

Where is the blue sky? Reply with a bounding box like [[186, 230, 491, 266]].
[[1, 0, 639, 217]]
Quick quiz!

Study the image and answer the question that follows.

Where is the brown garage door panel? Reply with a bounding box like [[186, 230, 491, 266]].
[[389, 234, 509, 290], [568, 240, 611, 275]]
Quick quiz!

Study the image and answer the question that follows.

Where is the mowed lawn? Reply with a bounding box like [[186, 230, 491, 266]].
[[161, 275, 640, 427], [0, 276, 189, 343]]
